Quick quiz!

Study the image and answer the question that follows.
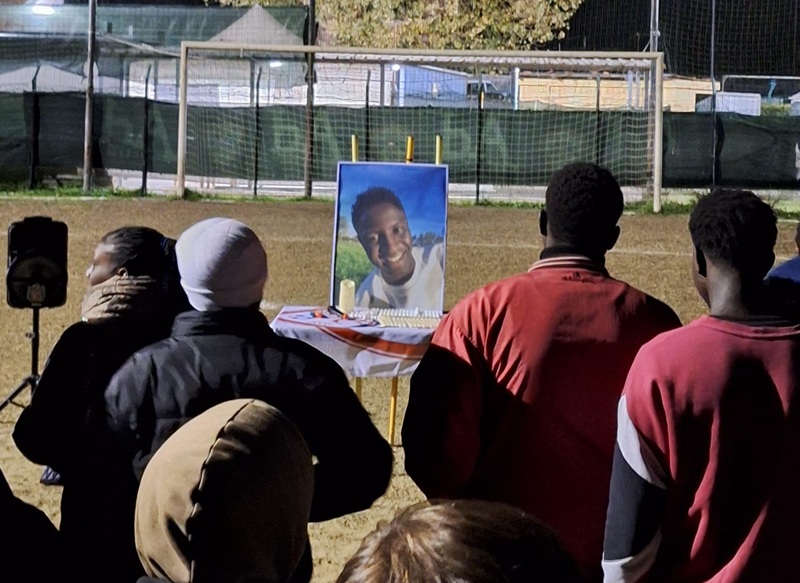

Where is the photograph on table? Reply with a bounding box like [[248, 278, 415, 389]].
[[331, 162, 448, 313]]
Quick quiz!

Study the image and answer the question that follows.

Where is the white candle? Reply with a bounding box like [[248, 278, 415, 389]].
[[339, 279, 355, 314]]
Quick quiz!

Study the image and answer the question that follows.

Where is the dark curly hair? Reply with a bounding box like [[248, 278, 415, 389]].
[[544, 162, 624, 252], [351, 187, 406, 236], [689, 189, 777, 278]]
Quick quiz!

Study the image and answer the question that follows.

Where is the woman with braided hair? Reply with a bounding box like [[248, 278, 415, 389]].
[[13, 226, 189, 583]]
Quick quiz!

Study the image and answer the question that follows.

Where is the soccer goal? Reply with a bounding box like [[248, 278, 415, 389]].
[[176, 44, 664, 209]]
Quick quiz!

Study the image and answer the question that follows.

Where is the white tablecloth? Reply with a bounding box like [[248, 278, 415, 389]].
[[271, 306, 435, 378]]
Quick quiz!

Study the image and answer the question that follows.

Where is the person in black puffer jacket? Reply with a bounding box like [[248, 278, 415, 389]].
[[105, 218, 393, 581], [0, 468, 62, 583], [13, 226, 190, 583]]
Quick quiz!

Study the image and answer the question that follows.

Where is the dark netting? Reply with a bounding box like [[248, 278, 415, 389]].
[[551, 0, 651, 52], [661, 0, 799, 78], [553, 0, 800, 78]]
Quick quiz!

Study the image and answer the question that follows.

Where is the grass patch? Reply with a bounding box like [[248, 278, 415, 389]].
[[474, 199, 544, 210], [3, 185, 800, 222], [472, 197, 697, 215], [334, 238, 374, 286], [0, 186, 334, 204], [0, 187, 147, 198]]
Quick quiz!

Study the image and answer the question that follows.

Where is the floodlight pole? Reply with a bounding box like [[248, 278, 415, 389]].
[[649, 0, 660, 53], [303, 0, 317, 199], [82, 0, 97, 193], [649, 0, 662, 212], [710, 0, 718, 188]]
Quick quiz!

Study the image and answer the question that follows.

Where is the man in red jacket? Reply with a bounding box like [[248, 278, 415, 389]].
[[603, 189, 800, 582], [402, 162, 681, 582]]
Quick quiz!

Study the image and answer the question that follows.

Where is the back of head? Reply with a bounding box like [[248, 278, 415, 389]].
[[176, 218, 268, 311], [544, 162, 623, 254], [336, 499, 584, 583], [102, 226, 170, 279], [135, 399, 314, 583], [689, 188, 777, 279], [159, 236, 193, 315], [89, 226, 189, 322]]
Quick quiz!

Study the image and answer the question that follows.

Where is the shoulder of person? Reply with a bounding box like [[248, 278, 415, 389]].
[[631, 319, 709, 371], [641, 293, 682, 323], [269, 334, 347, 379], [436, 277, 516, 341], [768, 255, 800, 277], [463, 270, 536, 307], [111, 336, 180, 382], [613, 281, 681, 327], [55, 320, 94, 345]]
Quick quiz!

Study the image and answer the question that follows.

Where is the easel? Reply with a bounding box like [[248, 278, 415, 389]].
[[349, 133, 444, 446]]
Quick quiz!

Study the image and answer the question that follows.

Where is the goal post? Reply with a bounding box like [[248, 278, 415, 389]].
[[177, 43, 664, 210]]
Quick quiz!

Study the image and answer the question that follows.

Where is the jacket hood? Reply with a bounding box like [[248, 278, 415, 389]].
[[135, 399, 314, 583]]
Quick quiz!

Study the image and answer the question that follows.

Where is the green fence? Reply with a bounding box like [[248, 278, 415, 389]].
[[2, 92, 799, 190]]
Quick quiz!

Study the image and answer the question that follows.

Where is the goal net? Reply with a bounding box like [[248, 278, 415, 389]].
[[177, 44, 664, 206]]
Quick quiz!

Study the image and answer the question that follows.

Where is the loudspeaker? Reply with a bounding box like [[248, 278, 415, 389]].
[[7, 216, 68, 309]]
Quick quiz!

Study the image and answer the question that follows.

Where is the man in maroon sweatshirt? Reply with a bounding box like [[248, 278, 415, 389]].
[[603, 189, 800, 582], [403, 162, 681, 582]]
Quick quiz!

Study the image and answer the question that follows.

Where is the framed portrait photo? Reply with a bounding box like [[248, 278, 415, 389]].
[[331, 162, 449, 314]]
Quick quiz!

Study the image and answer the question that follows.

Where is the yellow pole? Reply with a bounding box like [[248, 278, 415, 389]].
[[351, 135, 359, 162], [388, 377, 399, 445], [435, 134, 443, 165], [405, 135, 414, 163], [354, 377, 362, 401]]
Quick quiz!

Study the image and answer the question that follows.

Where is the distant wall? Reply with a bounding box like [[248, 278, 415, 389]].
[[519, 77, 719, 112]]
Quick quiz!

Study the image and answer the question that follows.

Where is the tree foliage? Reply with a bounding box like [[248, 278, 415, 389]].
[[217, 0, 584, 50]]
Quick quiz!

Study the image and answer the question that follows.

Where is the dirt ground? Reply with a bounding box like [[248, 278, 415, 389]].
[[0, 198, 796, 582]]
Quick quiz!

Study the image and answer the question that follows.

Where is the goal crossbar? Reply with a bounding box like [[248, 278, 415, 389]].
[[180, 42, 658, 70]]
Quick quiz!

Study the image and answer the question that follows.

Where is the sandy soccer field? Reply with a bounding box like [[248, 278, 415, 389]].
[[0, 197, 795, 581]]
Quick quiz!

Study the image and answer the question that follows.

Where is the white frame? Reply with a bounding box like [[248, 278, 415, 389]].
[[329, 161, 449, 313]]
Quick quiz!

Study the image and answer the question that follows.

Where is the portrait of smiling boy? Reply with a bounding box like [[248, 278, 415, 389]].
[[351, 187, 445, 310], [331, 162, 448, 313]]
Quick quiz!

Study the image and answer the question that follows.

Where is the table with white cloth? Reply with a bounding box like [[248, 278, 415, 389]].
[[270, 306, 436, 445]]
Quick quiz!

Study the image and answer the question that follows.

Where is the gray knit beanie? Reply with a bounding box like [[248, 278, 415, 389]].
[[176, 218, 268, 311]]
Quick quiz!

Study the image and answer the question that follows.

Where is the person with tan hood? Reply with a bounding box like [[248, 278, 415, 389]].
[[135, 399, 314, 583]]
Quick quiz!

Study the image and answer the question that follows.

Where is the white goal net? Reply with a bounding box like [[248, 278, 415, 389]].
[[176, 44, 664, 207]]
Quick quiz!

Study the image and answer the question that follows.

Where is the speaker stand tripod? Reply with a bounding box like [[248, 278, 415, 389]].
[[0, 307, 40, 412]]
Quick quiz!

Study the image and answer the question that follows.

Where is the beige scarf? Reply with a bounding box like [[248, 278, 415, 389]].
[[80, 275, 163, 323]]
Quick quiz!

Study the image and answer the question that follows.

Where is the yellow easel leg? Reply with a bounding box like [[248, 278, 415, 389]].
[[388, 377, 399, 446], [355, 377, 362, 401]]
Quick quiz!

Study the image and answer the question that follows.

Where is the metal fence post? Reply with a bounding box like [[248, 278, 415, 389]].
[[253, 66, 262, 198], [82, 0, 97, 193], [141, 64, 152, 196], [303, 0, 316, 199]]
